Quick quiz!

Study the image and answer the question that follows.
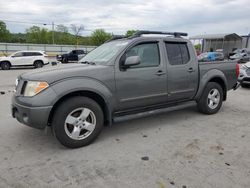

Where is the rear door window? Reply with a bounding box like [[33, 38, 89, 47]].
[[165, 42, 190, 65]]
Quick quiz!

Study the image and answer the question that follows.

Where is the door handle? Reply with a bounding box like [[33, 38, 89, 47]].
[[187, 68, 195, 73], [155, 70, 165, 76]]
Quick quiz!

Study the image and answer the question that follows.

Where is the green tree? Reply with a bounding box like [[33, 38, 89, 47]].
[[194, 44, 201, 50], [90, 29, 112, 46], [26, 26, 50, 44], [125, 30, 137, 37], [0, 21, 11, 42]]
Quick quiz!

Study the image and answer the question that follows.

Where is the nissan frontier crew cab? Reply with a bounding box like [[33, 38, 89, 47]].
[[12, 31, 239, 148]]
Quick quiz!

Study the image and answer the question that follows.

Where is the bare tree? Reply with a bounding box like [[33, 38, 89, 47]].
[[71, 24, 84, 46], [56, 24, 68, 33]]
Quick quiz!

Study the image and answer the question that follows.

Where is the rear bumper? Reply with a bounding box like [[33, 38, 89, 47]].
[[12, 101, 52, 130]]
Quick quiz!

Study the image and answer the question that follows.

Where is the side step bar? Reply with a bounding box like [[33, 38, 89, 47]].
[[113, 101, 196, 123]]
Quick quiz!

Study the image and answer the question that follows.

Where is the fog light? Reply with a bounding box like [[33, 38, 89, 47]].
[[23, 113, 28, 123]]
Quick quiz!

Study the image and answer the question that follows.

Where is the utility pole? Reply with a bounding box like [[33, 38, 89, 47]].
[[52, 21, 55, 44]]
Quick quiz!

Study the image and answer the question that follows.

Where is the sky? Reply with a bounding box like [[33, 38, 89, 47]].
[[0, 0, 250, 37]]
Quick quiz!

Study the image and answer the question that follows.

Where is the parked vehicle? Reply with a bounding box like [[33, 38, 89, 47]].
[[0, 51, 49, 70], [12, 31, 239, 148], [238, 61, 250, 87], [56, 49, 86, 63], [198, 52, 224, 62], [229, 48, 250, 63]]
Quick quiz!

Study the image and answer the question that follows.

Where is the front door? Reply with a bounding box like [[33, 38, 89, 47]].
[[115, 41, 168, 111]]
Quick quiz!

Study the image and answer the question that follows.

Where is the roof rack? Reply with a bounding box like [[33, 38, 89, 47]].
[[130, 30, 188, 38], [106, 35, 126, 42]]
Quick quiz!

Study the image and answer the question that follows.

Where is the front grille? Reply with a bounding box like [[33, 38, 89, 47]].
[[21, 81, 27, 95], [15, 79, 25, 95]]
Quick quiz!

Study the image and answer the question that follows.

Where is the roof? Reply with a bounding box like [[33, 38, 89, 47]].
[[190, 33, 242, 40]]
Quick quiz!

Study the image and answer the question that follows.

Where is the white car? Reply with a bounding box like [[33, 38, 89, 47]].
[[238, 62, 250, 87], [0, 51, 49, 70]]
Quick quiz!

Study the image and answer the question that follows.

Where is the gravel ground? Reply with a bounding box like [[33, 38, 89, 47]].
[[0, 68, 250, 188]]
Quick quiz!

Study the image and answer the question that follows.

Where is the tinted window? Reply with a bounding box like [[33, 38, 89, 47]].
[[125, 43, 160, 68], [165, 43, 190, 65], [165, 43, 182, 65], [179, 44, 190, 64], [23, 52, 42, 56], [77, 50, 85, 54]]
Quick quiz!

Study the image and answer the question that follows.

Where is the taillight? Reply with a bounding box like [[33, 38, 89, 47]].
[[236, 63, 240, 77]]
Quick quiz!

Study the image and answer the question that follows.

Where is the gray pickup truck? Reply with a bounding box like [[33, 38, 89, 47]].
[[12, 31, 239, 148]]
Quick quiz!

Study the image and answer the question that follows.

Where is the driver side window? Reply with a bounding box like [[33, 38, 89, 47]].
[[125, 42, 160, 68], [13, 52, 23, 57]]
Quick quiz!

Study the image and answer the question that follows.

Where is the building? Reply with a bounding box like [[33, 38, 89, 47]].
[[190, 33, 242, 57], [241, 34, 250, 49]]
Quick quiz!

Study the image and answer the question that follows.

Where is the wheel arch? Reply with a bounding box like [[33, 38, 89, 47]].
[[33, 59, 44, 65], [208, 77, 227, 100], [48, 90, 112, 127], [195, 69, 228, 101], [0, 60, 11, 65]]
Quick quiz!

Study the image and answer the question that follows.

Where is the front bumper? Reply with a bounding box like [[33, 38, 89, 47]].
[[12, 100, 52, 130], [238, 76, 250, 85]]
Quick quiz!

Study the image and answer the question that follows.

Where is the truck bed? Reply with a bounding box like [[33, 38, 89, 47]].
[[199, 60, 238, 90]]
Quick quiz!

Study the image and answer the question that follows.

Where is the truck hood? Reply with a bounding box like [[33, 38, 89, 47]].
[[20, 63, 111, 84]]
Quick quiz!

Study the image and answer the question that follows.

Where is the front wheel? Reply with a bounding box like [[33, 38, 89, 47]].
[[197, 82, 223, 114], [52, 97, 104, 148], [1, 61, 11, 70]]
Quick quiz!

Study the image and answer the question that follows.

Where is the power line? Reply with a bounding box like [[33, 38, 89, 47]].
[[1, 19, 94, 32]]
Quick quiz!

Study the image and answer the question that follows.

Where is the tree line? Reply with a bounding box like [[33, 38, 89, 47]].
[[0, 21, 137, 46]]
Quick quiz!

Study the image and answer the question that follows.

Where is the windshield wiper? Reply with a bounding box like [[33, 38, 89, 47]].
[[81, 61, 96, 65]]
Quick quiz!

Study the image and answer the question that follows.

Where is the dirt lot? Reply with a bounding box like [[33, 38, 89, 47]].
[[0, 68, 250, 188]]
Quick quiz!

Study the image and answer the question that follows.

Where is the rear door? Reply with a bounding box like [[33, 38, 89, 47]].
[[164, 41, 198, 101], [22, 52, 37, 65], [115, 40, 168, 111]]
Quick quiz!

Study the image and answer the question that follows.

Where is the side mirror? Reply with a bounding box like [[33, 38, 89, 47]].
[[123, 56, 141, 69]]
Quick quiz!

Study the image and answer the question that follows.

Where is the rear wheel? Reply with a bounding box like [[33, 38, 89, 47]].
[[52, 97, 104, 148], [197, 82, 223, 114], [34, 60, 44, 68], [1, 61, 11, 70]]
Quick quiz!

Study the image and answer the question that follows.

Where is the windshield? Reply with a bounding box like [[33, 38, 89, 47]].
[[79, 40, 129, 64]]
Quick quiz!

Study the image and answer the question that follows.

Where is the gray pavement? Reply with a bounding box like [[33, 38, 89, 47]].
[[0, 68, 250, 188]]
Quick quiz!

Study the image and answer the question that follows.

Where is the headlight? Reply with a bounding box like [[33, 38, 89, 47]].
[[241, 65, 247, 70], [24, 81, 49, 97]]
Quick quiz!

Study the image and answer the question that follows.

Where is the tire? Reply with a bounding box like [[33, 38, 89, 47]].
[[52, 96, 104, 148], [62, 58, 68, 64], [1, 61, 11, 70], [34, 60, 44, 68], [197, 82, 223, 114]]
